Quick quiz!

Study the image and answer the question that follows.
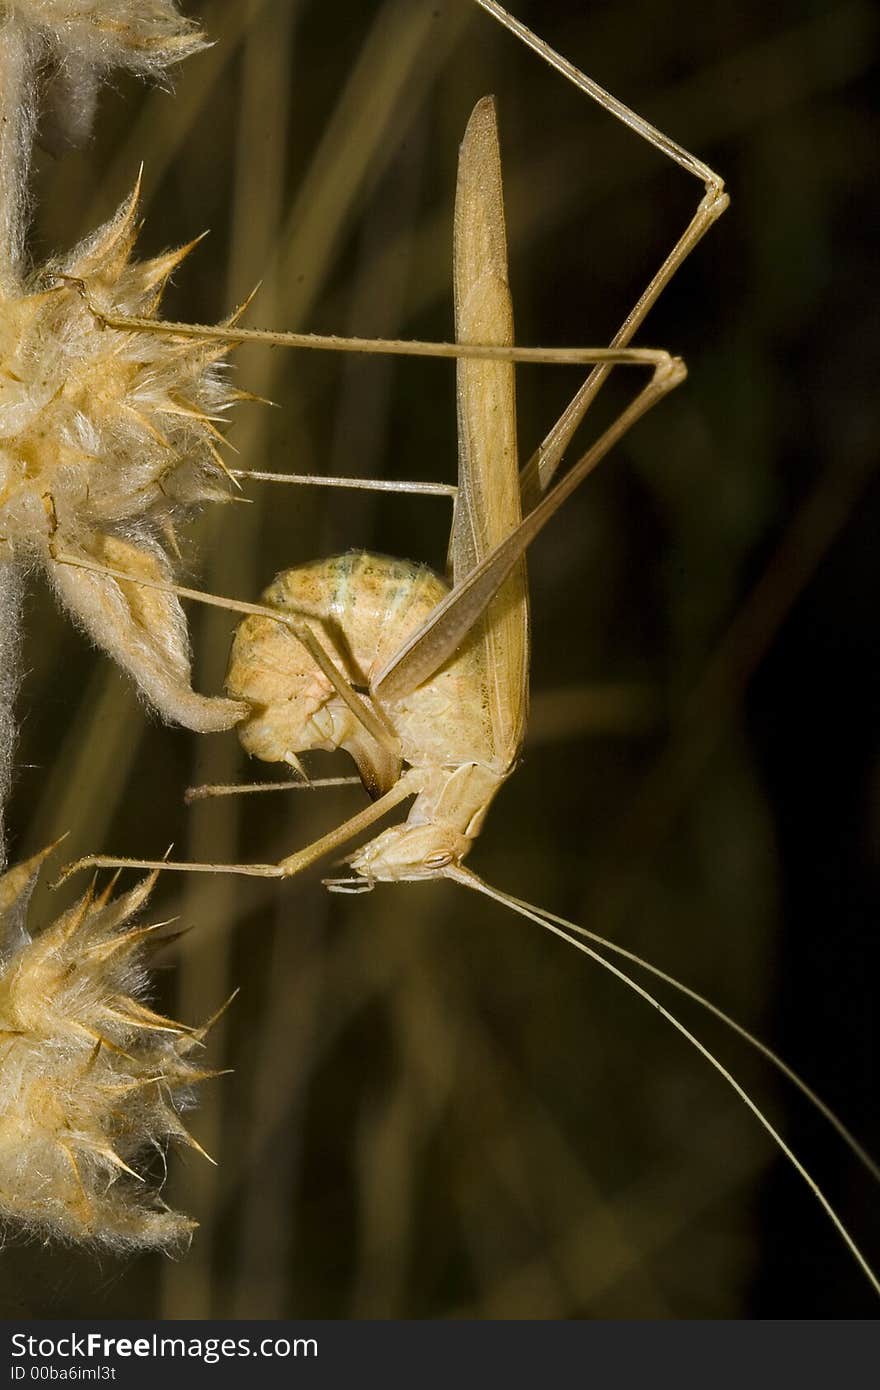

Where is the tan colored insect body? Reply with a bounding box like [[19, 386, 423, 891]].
[[227, 98, 525, 885], [227, 553, 502, 879]]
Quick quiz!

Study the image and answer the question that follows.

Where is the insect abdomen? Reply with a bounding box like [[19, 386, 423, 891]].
[[263, 551, 446, 686], [227, 552, 495, 770]]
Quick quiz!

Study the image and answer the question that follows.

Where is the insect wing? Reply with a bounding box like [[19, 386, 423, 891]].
[[375, 96, 529, 767], [451, 95, 529, 766]]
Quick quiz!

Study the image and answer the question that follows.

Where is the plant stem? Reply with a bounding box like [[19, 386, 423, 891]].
[[0, 16, 34, 861], [0, 17, 36, 292], [0, 559, 21, 867]]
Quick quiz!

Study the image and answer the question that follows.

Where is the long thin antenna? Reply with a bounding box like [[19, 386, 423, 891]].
[[448, 867, 880, 1301], [500, 890, 880, 1184]]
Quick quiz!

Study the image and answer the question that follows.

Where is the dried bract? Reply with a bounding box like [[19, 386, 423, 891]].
[[0, 183, 247, 730], [0, 848, 218, 1249]]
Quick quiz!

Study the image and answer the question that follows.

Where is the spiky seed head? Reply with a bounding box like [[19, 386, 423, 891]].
[[0, 184, 248, 731], [0, 186, 232, 550], [0, 848, 221, 1250]]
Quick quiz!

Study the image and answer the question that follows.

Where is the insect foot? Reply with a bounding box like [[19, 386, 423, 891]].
[[655, 353, 688, 392], [0, 847, 222, 1249]]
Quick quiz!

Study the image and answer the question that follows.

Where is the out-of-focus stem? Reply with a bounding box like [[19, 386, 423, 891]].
[[0, 17, 35, 859], [0, 17, 35, 292], [0, 559, 22, 866]]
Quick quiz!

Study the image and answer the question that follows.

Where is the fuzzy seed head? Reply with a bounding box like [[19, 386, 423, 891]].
[[1, 3, 207, 152], [2, 1, 205, 74], [0, 185, 233, 559], [0, 849, 219, 1250], [0, 184, 249, 732]]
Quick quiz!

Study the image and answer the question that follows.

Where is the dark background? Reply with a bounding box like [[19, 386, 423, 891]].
[[3, 0, 878, 1317]]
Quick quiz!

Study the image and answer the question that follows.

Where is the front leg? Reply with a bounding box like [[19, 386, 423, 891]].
[[57, 771, 424, 886]]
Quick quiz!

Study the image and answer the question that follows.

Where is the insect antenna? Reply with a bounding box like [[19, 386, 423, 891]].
[[446, 866, 880, 1300], [502, 886, 880, 1185]]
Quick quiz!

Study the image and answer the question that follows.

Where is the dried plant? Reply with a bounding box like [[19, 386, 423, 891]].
[[1, 185, 248, 733], [0, 1, 205, 284], [7, 0, 204, 77], [0, 0, 229, 1249], [2, 0, 203, 70], [0, 0, 243, 855], [0, 848, 217, 1249]]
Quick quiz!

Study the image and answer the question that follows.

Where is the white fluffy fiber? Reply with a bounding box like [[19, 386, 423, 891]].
[[0, 20, 37, 286], [0, 850, 217, 1249], [0, 3, 206, 278], [5, 1, 205, 79], [17, 1, 207, 151]]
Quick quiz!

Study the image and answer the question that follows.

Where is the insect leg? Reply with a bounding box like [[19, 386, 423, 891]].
[[471, 2, 728, 506], [55, 853, 289, 883], [231, 470, 460, 555], [231, 471, 457, 502], [519, 191, 727, 510], [374, 356, 686, 702], [57, 772, 421, 886], [184, 777, 362, 804], [275, 769, 423, 879], [69, 275, 674, 370]]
